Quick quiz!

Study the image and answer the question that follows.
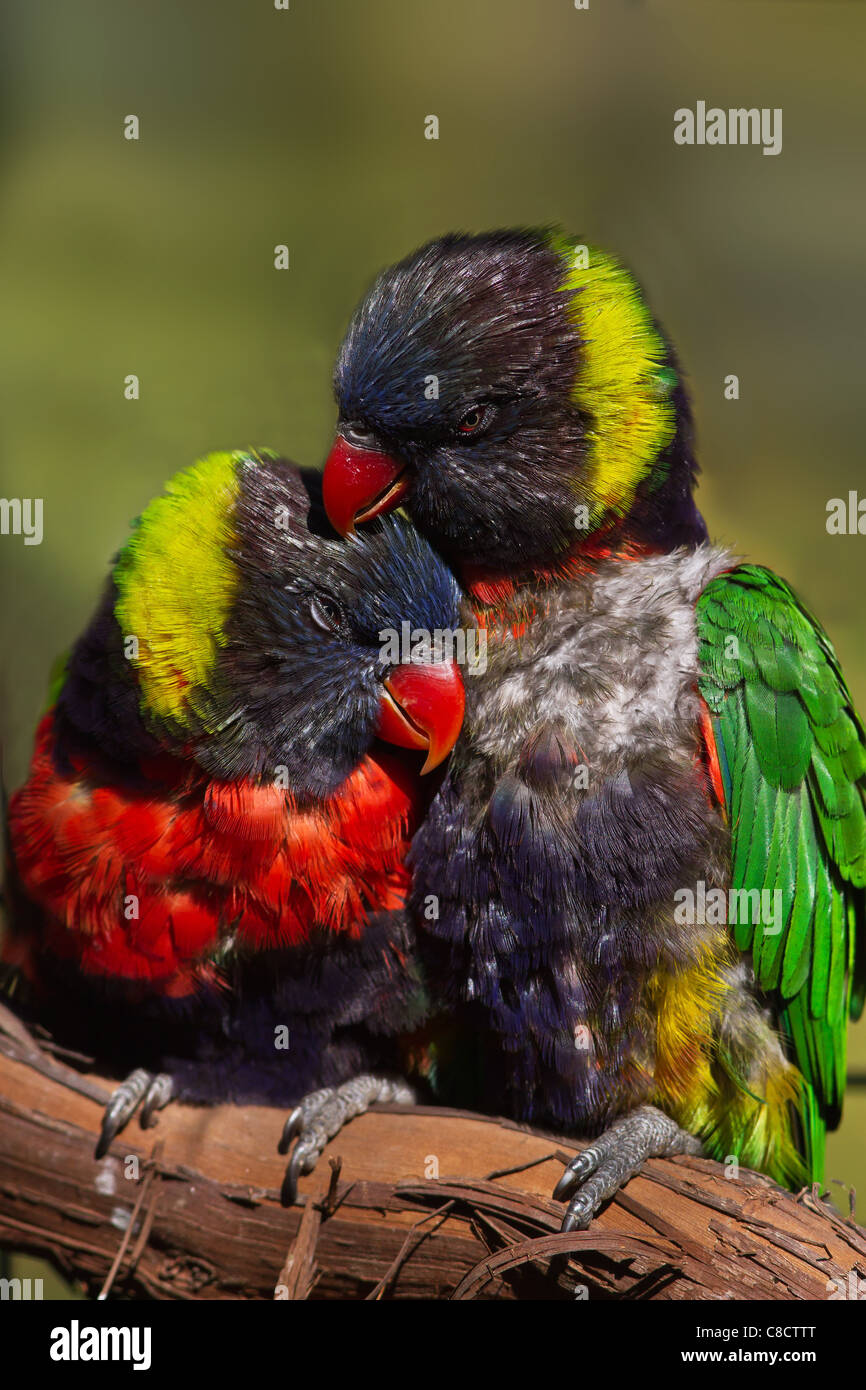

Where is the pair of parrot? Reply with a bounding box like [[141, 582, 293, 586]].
[[7, 228, 865, 1232]]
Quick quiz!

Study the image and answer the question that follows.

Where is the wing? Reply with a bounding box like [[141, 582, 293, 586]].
[[696, 564, 866, 1181]]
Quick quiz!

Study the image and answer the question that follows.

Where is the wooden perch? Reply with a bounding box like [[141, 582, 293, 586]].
[[0, 1014, 864, 1300]]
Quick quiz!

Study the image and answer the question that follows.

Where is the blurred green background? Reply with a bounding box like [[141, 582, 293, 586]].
[[1, 0, 864, 1294]]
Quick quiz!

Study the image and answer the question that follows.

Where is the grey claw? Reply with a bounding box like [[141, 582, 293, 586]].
[[140, 1073, 175, 1129], [281, 1143, 311, 1208], [553, 1149, 597, 1200], [278, 1106, 304, 1156], [95, 1068, 151, 1159], [551, 1106, 702, 1231], [277, 1075, 416, 1208], [95, 1110, 122, 1161], [553, 1170, 577, 1202], [561, 1194, 594, 1232]]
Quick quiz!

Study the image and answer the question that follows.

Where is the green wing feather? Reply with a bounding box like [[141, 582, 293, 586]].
[[697, 565, 866, 1183]]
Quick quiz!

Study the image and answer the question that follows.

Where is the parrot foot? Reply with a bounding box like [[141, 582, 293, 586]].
[[278, 1074, 416, 1207], [95, 1068, 176, 1159], [553, 1104, 702, 1231]]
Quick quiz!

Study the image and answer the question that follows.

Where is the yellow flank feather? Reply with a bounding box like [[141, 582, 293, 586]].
[[649, 936, 729, 1107], [551, 235, 677, 525], [649, 944, 808, 1189], [114, 451, 244, 726]]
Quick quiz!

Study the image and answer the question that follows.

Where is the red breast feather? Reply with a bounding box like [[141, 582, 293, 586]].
[[7, 712, 417, 996]]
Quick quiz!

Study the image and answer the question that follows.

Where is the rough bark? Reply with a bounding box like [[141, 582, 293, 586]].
[[0, 1014, 863, 1301]]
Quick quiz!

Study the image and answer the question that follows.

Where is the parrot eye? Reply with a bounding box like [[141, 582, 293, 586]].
[[457, 404, 493, 436], [309, 594, 346, 635]]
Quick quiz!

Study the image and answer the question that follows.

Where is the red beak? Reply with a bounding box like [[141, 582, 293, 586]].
[[323, 434, 409, 536], [376, 660, 465, 773]]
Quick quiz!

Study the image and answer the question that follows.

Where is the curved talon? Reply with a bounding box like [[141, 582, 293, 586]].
[[561, 1194, 595, 1232], [552, 1107, 703, 1231], [95, 1109, 123, 1161], [95, 1067, 152, 1160], [140, 1074, 175, 1129], [278, 1107, 305, 1156], [277, 1075, 417, 1208], [139, 1100, 160, 1130], [553, 1170, 576, 1202], [280, 1143, 311, 1208], [553, 1150, 598, 1200]]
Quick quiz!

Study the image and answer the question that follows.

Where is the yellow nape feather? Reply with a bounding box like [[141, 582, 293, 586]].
[[113, 451, 246, 726], [551, 235, 677, 525]]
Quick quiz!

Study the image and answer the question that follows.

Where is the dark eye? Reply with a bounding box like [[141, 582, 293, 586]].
[[309, 594, 345, 634], [457, 404, 492, 436]]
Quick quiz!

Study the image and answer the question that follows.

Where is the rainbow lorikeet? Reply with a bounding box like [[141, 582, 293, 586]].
[[321, 230, 866, 1229], [5, 449, 464, 1195]]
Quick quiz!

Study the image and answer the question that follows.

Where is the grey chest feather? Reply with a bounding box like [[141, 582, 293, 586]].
[[462, 544, 735, 786]]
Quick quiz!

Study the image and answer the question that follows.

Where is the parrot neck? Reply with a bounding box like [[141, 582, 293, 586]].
[[463, 462, 709, 612], [462, 530, 650, 609]]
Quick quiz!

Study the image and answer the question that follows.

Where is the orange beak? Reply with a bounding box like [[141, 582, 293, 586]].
[[376, 660, 465, 773], [323, 433, 409, 536]]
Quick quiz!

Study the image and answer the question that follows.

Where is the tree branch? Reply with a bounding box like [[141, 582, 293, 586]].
[[0, 1020, 863, 1300]]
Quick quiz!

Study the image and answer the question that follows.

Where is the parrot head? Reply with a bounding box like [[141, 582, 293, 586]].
[[322, 229, 707, 582], [60, 451, 465, 800]]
